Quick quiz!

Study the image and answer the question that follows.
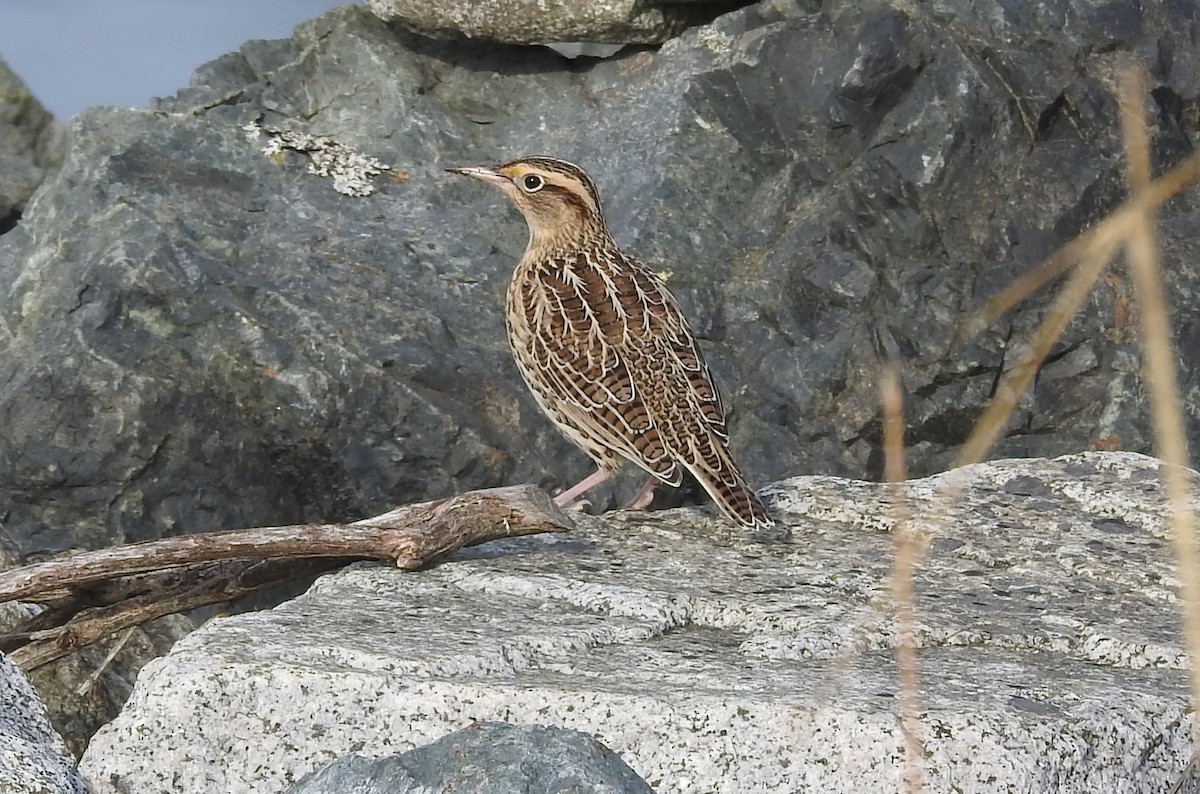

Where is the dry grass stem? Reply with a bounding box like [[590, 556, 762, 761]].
[[931, 63, 1200, 788], [956, 146, 1200, 468], [957, 149, 1200, 342], [954, 233, 1118, 467], [74, 625, 137, 697], [881, 363, 925, 793], [1116, 67, 1200, 752]]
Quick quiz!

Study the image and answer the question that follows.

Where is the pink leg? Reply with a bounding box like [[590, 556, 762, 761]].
[[554, 468, 613, 507], [626, 475, 661, 510]]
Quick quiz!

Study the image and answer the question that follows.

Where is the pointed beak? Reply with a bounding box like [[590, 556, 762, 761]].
[[445, 165, 509, 187]]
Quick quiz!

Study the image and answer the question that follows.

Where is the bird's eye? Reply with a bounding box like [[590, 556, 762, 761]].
[[520, 174, 545, 193]]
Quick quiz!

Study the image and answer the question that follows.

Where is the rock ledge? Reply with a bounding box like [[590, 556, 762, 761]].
[[81, 453, 1193, 794]]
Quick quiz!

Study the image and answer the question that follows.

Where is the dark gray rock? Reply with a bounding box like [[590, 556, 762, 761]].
[[0, 652, 89, 794], [1, 0, 1199, 556], [0, 55, 62, 232], [364, 0, 753, 45], [285, 723, 655, 794]]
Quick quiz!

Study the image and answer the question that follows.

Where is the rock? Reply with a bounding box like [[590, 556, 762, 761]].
[[80, 453, 1193, 793], [0, 514, 194, 759], [0, 579, 193, 757], [0, 652, 89, 794], [2, 0, 1200, 554], [24, 615, 195, 758], [285, 722, 655, 794], [363, 0, 749, 45], [0, 55, 62, 232]]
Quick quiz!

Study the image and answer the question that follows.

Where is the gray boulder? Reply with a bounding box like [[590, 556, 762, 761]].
[[0, 55, 62, 231], [285, 723, 655, 794], [21, 615, 195, 758], [2, 0, 1200, 558], [363, 0, 750, 45], [0, 652, 89, 794], [79, 454, 1195, 793], [1, 526, 194, 758]]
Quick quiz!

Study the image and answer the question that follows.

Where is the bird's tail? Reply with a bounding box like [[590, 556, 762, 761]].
[[683, 433, 773, 528]]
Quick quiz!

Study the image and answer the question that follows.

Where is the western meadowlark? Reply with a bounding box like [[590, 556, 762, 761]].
[[448, 156, 772, 528]]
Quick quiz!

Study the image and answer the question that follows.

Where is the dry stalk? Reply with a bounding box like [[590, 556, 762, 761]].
[[881, 363, 925, 794], [925, 63, 1200, 789], [74, 626, 136, 697], [1116, 66, 1200, 754], [957, 149, 1200, 343], [954, 231, 1119, 467]]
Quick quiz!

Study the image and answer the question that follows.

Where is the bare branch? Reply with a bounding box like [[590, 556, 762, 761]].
[[0, 485, 573, 670], [0, 485, 571, 604]]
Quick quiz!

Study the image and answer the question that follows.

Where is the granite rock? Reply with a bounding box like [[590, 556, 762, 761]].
[[363, 0, 753, 45], [285, 722, 655, 794], [0, 652, 89, 794], [81, 453, 1195, 794]]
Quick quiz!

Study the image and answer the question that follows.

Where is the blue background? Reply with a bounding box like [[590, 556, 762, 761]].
[[0, 1, 353, 119]]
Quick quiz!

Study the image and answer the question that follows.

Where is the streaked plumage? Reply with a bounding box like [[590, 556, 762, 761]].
[[448, 156, 771, 528]]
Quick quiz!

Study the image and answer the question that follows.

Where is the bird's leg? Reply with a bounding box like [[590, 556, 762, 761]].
[[626, 475, 661, 510], [553, 468, 613, 508]]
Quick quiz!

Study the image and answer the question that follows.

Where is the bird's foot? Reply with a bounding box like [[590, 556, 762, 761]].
[[553, 468, 613, 508], [625, 475, 661, 511], [563, 498, 593, 513]]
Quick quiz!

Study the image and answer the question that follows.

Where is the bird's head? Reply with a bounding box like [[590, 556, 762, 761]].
[[447, 156, 607, 248]]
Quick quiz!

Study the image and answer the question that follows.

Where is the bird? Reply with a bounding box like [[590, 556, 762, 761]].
[[447, 156, 772, 528]]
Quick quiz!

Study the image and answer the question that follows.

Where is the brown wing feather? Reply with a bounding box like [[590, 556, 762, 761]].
[[508, 243, 771, 526], [517, 252, 680, 482]]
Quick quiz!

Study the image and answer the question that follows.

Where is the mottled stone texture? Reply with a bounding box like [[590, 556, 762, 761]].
[[364, 0, 753, 44], [82, 454, 1194, 794], [2, 1, 1199, 558], [0, 653, 89, 794], [0, 55, 61, 231], [285, 723, 655, 794]]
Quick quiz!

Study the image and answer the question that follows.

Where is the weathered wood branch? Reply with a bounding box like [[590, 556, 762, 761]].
[[0, 485, 570, 602], [0, 484, 572, 670], [8, 559, 342, 670]]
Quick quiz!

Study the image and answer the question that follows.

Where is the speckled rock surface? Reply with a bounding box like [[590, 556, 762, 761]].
[[363, 0, 750, 45], [285, 722, 655, 794], [81, 453, 1194, 793], [0, 652, 89, 794]]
